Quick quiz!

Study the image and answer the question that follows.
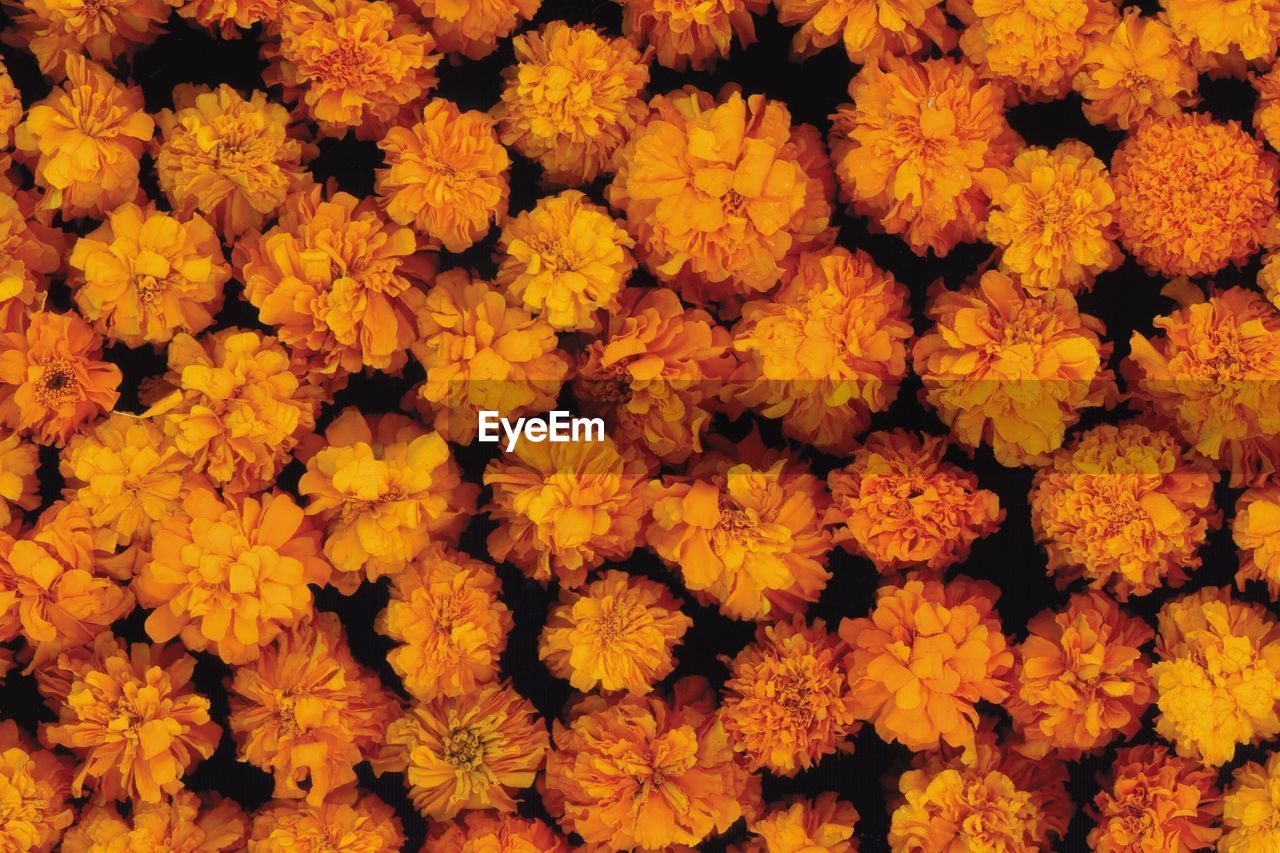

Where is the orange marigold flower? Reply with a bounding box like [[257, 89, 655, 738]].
[[39, 632, 221, 803], [376, 542, 511, 700], [840, 576, 1012, 759], [1124, 286, 1280, 487], [618, 0, 765, 70], [1087, 743, 1222, 851], [738, 793, 859, 853], [913, 270, 1115, 467], [3, 0, 169, 79], [229, 611, 401, 806], [1235, 483, 1280, 597], [174, 0, 282, 34], [155, 84, 311, 242], [0, 59, 23, 148], [377, 99, 509, 252], [720, 617, 859, 775], [373, 683, 548, 821], [61, 791, 249, 852], [775, 0, 953, 64], [1162, 0, 1280, 60], [0, 720, 73, 853], [542, 676, 751, 849], [69, 202, 230, 348], [1222, 750, 1280, 852], [0, 430, 39, 532], [829, 56, 1019, 257], [647, 432, 832, 621], [139, 487, 330, 665], [0, 189, 65, 333], [404, 0, 539, 59], [425, 811, 570, 852], [495, 190, 635, 332], [1151, 587, 1280, 766], [726, 246, 912, 454], [539, 569, 691, 694], [1254, 62, 1280, 152], [825, 430, 1002, 575], [1112, 113, 1278, 277], [13, 56, 152, 220], [248, 787, 405, 853]]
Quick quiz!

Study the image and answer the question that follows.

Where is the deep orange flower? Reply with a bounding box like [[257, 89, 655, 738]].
[[0, 59, 18, 150], [248, 787, 405, 853], [1254, 62, 1280, 153], [1088, 743, 1222, 851], [618, 0, 765, 70], [4, 0, 170, 78], [0, 189, 64, 333], [1235, 484, 1280, 597], [1163, 0, 1280, 61], [424, 812, 571, 852], [775, 0, 953, 63], [0, 430, 39, 532], [61, 791, 249, 852], [1221, 750, 1280, 852], [175, 0, 282, 35], [739, 793, 860, 853], [0, 720, 73, 852], [404, 0, 539, 58]]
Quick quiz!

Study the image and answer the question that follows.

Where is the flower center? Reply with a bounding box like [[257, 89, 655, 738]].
[[718, 493, 758, 534], [442, 727, 484, 769], [36, 360, 79, 405], [134, 274, 165, 303]]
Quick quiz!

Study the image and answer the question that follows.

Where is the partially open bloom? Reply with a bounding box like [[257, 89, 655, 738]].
[[1222, 750, 1280, 852], [1112, 113, 1278, 277], [175, 0, 283, 35], [377, 100, 510, 252], [829, 57, 1019, 257], [61, 791, 249, 852], [138, 487, 331, 664], [377, 543, 512, 700], [618, 0, 765, 70], [425, 812, 570, 852], [1254, 63, 1280, 153], [248, 788, 405, 853], [739, 793, 859, 853], [373, 683, 548, 821], [0, 60, 17, 150], [14, 57, 153, 220], [0, 720, 73, 852], [647, 432, 832, 621], [4, 0, 169, 78], [1088, 743, 1222, 851], [0, 190, 64, 332], [0, 431, 39, 531], [542, 677, 751, 849], [775, 0, 952, 63], [404, 0, 539, 58], [913, 270, 1116, 467], [727, 247, 912, 453], [1162, 0, 1280, 61], [539, 569, 691, 694], [1236, 484, 1280, 597], [841, 577, 1012, 759], [1151, 587, 1280, 766]]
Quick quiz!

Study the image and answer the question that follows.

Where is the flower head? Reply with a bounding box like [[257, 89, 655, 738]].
[[425, 812, 570, 852], [775, 0, 953, 64], [0, 431, 39, 532], [6, 0, 170, 79], [739, 793, 859, 853], [405, 0, 539, 59], [0, 720, 73, 852], [1162, 0, 1280, 61], [1222, 750, 1280, 853], [1253, 62, 1280, 153], [0, 189, 65, 333], [619, 0, 765, 70], [248, 788, 405, 853], [1235, 484, 1280, 597], [1087, 743, 1222, 851], [0, 60, 18, 150], [175, 0, 283, 35], [61, 791, 249, 852]]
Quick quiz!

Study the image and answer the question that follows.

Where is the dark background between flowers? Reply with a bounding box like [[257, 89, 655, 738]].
[[0, 0, 1270, 849]]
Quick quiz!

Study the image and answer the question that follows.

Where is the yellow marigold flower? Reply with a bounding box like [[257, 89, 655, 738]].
[[4, 0, 169, 79], [248, 787, 405, 853], [494, 22, 649, 186], [1152, 587, 1280, 766], [1222, 750, 1280, 852], [539, 569, 691, 694], [1162, 0, 1280, 60], [266, 0, 440, 140], [495, 190, 635, 332], [155, 84, 311, 242], [229, 611, 401, 806], [1007, 591, 1154, 759], [425, 812, 570, 852], [647, 432, 832, 621], [0, 720, 73, 853], [1236, 484, 1280, 598], [1113, 113, 1278, 277], [0, 430, 39, 532], [825, 430, 1003, 575], [1073, 9, 1199, 130], [174, 0, 282, 34], [542, 677, 751, 849], [144, 328, 320, 494], [829, 56, 1019, 257], [721, 617, 858, 775], [726, 246, 913, 454], [404, 0, 538, 59], [373, 683, 549, 821], [738, 793, 860, 853], [69, 202, 230, 348], [376, 542, 511, 700], [840, 577, 1013, 759], [0, 59, 22, 148], [1087, 743, 1222, 851], [0, 189, 65, 333], [573, 287, 734, 464], [1125, 286, 1280, 487], [377, 99, 510, 252], [39, 632, 221, 803], [61, 791, 249, 852], [775, 0, 953, 63], [619, 0, 765, 70]]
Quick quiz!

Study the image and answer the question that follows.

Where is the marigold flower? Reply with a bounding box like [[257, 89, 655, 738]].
[[542, 677, 751, 849], [175, 0, 282, 34], [0, 59, 22, 149], [1235, 484, 1280, 598], [647, 432, 832, 621], [40, 632, 221, 803], [61, 791, 249, 852], [405, 0, 539, 58], [0, 431, 38, 532], [829, 56, 1019, 257], [775, 0, 952, 63], [619, 0, 765, 70], [424, 812, 570, 852], [0, 189, 64, 333], [373, 683, 548, 821], [738, 793, 859, 853], [4, 0, 170, 79], [155, 85, 311, 242], [1254, 63, 1280, 153], [539, 569, 691, 694], [1162, 0, 1280, 60], [726, 246, 912, 454], [377, 100, 509, 252], [1222, 750, 1280, 852], [841, 577, 1012, 759], [1087, 743, 1222, 851], [0, 720, 73, 852], [248, 787, 405, 853]]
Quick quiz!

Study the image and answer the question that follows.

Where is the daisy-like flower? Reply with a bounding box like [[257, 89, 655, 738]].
[[4, 0, 170, 79], [647, 432, 832, 621], [1162, 0, 1280, 60], [775, 0, 953, 64], [1112, 113, 1278, 278], [373, 683, 549, 821], [1088, 743, 1222, 851], [829, 56, 1019, 257], [1222, 750, 1280, 852], [726, 246, 913, 454], [155, 84, 311, 242], [1235, 484, 1280, 597], [14, 57, 153, 220], [69, 202, 230, 348], [0, 189, 64, 332], [542, 677, 752, 849], [248, 787, 405, 853], [404, 0, 539, 59], [0, 720, 73, 853], [738, 793, 859, 853], [494, 22, 649, 187], [229, 612, 401, 806], [841, 576, 1013, 759], [377, 542, 512, 701], [0, 431, 39, 531], [61, 791, 249, 852], [376, 99, 510, 252], [825, 430, 1003, 575], [539, 569, 691, 694], [138, 487, 331, 665], [495, 190, 635, 332], [618, 0, 765, 70], [425, 812, 570, 852], [175, 0, 283, 35], [39, 632, 221, 803]]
